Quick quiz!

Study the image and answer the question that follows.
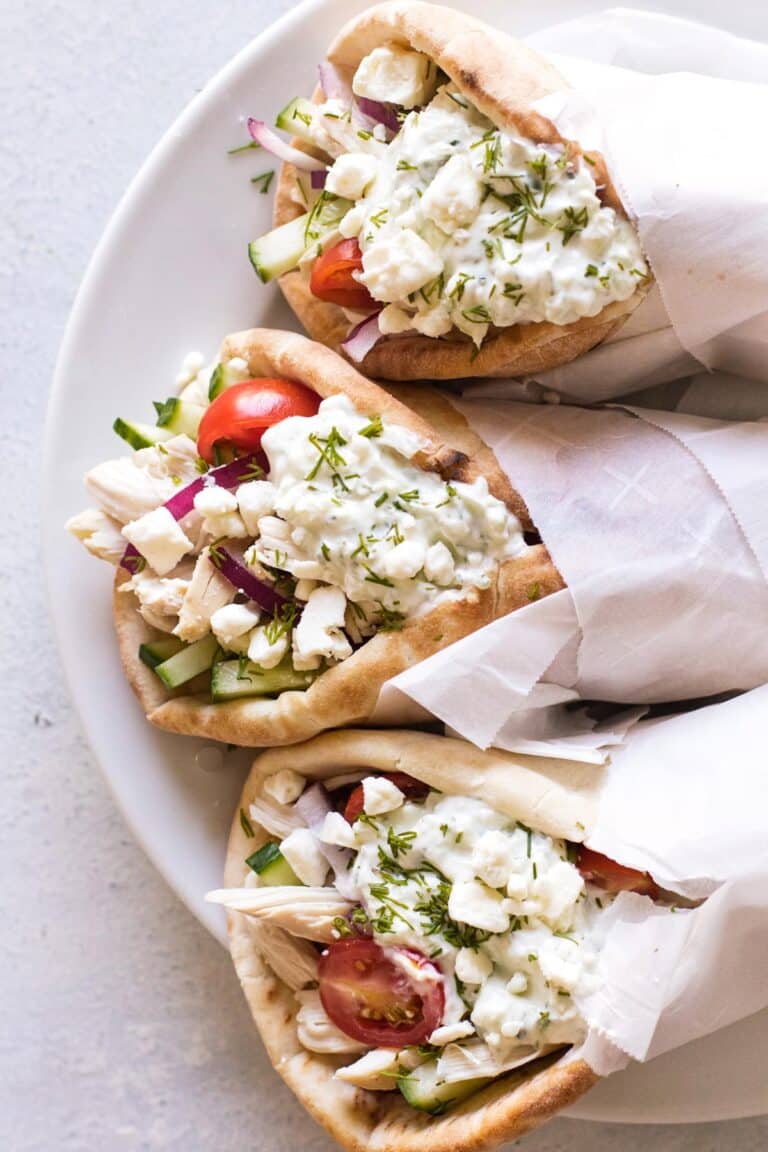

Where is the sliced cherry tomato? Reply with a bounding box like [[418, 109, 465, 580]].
[[576, 846, 659, 897], [310, 239, 376, 310], [319, 939, 444, 1047], [197, 378, 320, 464], [343, 772, 430, 825]]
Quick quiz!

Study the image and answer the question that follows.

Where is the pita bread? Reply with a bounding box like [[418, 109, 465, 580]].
[[115, 328, 564, 747], [273, 1, 650, 381], [224, 729, 601, 1152]]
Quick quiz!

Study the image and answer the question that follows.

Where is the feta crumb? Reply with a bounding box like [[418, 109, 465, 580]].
[[448, 879, 510, 934], [428, 1020, 476, 1046], [280, 828, 330, 886], [247, 625, 289, 670], [472, 830, 519, 889], [421, 154, 482, 232], [121, 506, 193, 576], [294, 579, 318, 602], [361, 775, 405, 816], [455, 948, 493, 985], [320, 811, 356, 849], [353, 45, 436, 109], [423, 542, 455, 587], [506, 972, 528, 995], [262, 768, 305, 806], [293, 586, 352, 670], [210, 603, 262, 649], [360, 229, 443, 302], [382, 539, 425, 580], [236, 481, 276, 535], [378, 304, 414, 335], [194, 486, 248, 538], [326, 152, 379, 200], [537, 937, 581, 992]]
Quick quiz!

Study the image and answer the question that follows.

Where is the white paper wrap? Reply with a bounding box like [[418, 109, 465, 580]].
[[466, 9, 768, 401]]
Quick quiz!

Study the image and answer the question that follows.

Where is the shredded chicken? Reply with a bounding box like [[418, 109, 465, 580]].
[[251, 922, 319, 991], [174, 548, 235, 641], [436, 1040, 554, 1084], [247, 796, 304, 840], [335, 1047, 425, 1090], [121, 567, 192, 633], [296, 990, 366, 1055], [65, 508, 126, 564], [206, 885, 353, 942]]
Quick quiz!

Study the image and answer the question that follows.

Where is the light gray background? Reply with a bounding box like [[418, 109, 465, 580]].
[[3, 0, 767, 1148]]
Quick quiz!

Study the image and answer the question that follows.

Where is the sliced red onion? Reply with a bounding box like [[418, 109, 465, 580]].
[[296, 784, 357, 899], [119, 452, 266, 573], [211, 546, 289, 615], [310, 169, 327, 190], [317, 62, 378, 132], [247, 118, 325, 173], [341, 311, 383, 363], [356, 97, 401, 135]]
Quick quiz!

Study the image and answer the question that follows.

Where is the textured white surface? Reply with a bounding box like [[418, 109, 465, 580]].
[[5, 0, 768, 1148]]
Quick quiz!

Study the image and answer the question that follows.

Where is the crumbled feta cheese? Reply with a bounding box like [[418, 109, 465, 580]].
[[360, 229, 443, 302], [236, 481, 276, 535], [353, 45, 436, 109], [247, 625, 289, 670], [175, 349, 205, 388], [378, 304, 414, 335], [292, 586, 352, 670], [280, 828, 330, 887], [455, 947, 493, 985], [320, 811, 357, 849], [533, 860, 585, 929], [506, 972, 528, 996], [537, 937, 581, 992], [449, 879, 510, 934], [210, 603, 262, 649], [423, 541, 455, 586], [382, 539, 425, 580], [472, 830, 520, 889], [326, 153, 379, 200], [294, 578, 318, 602], [194, 486, 248, 538], [421, 154, 482, 232], [122, 506, 193, 576], [428, 1021, 475, 1047], [361, 776, 405, 817], [262, 768, 305, 806], [339, 203, 367, 238]]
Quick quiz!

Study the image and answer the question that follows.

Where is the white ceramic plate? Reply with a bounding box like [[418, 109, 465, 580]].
[[45, 0, 768, 1124]]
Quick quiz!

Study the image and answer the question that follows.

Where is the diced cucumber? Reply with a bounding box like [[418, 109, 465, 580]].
[[398, 1061, 489, 1115], [248, 196, 351, 283], [139, 637, 184, 670], [248, 213, 314, 283], [275, 97, 317, 143], [210, 656, 317, 702], [245, 841, 301, 886], [153, 397, 206, 438], [154, 634, 220, 690], [208, 360, 251, 402], [113, 418, 174, 451]]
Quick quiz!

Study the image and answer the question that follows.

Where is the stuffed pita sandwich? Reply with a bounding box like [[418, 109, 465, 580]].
[[209, 728, 666, 1150], [66, 328, 562, 747], [245, 1, 650, 381]]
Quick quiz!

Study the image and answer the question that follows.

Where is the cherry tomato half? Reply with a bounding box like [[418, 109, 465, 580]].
[[576, 846, 659, 897], [310, 239, 376, 311], [319, 939, 445, 1047], [197, 378, 320, 464], [343, 772, 430, 825]]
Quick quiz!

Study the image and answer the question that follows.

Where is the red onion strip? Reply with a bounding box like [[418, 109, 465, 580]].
[[212, 547, 289, 616], [247, 118, 326, 174], [341, 311, 383, 363]]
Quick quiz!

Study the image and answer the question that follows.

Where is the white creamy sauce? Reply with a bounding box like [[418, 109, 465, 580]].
[[307, 47, 647, 344], [349, 790, 606, 1058], [256, 393, 524, 621]]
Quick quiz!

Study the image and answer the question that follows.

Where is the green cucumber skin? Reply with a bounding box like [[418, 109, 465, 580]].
[[245, 842, 301, 886], [275, 97, 316, 142], [154, 634, 219, 690], [113, 418, 174, 451], [398, 1063, 489, 1115], [248, 213, 311, 284], [208, 364, 224, 401], [154, 397, 205, 438], [139, 637, 184, 670], [210, 658, 315, 702]]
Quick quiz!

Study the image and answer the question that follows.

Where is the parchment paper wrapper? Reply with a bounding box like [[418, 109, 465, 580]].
[[383, 397, 768, 757], [465, 9, 768, 401]]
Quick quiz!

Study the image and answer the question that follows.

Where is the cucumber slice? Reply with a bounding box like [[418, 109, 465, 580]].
[[398, 1061, 489, 1115], [208, 360, 251, 402], [153, 397, 206, 438], [154, 634, 220, 690], [248, 213, 313, 283], [275, 97, 316, 142], [139, 637, 184, 670], [210, 656, 317, 702], [246, 841, 301, 886], [113, 418, 174, 451]]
